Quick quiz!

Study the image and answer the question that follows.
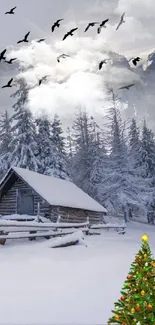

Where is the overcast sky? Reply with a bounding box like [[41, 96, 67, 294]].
[[1, 0, 155, 127]]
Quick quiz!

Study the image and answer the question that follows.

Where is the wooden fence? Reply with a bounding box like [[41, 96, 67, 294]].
[[0, 217, 126, 245]]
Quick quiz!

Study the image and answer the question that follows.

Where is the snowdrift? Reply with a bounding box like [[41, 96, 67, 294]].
[[49, 230, 87, 248]]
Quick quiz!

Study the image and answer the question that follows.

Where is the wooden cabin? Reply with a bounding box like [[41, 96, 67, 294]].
[[0, 167, 107, 224]]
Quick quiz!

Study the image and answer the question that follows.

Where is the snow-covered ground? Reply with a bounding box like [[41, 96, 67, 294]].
[[0, 221, 155, 325]]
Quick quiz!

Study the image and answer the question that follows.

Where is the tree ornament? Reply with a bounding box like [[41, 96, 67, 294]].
[[115, 315, 119, 320], [131, 307, 135, 313], [127, 275, 131, 280], [120, 296, 125, 301], [135, 304, 140, 310], [141, 290, 145, 295], [147, 303, 152, 310], [151, 261, 155, 267]]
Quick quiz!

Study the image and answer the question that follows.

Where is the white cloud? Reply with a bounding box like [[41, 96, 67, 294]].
[[9, 31, 142, 119], [1, 0, 155, 128]]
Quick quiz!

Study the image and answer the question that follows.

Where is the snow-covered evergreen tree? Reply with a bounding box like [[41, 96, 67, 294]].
[[35, 116, 55, 175], [88, 117, 107, 200], [49, 114, 71, 180], [99, 107, 148, 221], [10, 79, 40, 171], [128, 117, 141, 167], [138, 119, 155, 179], [51, 115, 65, 153], [71, 111, 104, 198], [0, 110, 12, 176], [66, 127, 74, 159]]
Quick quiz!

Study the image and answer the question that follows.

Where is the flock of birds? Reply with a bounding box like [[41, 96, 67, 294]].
[[1, 6, 141, 91]]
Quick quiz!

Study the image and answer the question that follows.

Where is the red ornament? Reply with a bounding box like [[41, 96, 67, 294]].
[[120, 296, 125, 301], [127, 275, 131, 280], [136, 304, 140, 311]]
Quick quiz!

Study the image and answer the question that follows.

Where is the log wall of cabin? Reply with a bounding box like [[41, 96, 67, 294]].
[[0, 177, 50, 216], [51, 206, 103, 224]]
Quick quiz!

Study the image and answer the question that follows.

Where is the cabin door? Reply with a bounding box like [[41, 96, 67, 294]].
[[17, 189, 34, 215]]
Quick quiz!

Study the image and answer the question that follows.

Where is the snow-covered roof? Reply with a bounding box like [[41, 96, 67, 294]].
[[8, 167, 107, 213]]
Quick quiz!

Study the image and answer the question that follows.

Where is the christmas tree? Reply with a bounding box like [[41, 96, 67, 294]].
[[108, 234, 155, 325]]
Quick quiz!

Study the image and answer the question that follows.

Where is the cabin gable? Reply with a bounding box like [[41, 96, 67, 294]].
[[0, 177, 50, 216]]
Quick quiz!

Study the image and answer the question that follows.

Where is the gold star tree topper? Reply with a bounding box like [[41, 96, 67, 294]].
[[141, 233, 149, 242]]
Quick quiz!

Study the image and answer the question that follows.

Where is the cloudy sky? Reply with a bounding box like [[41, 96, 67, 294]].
[[1, 0, 155, 128]]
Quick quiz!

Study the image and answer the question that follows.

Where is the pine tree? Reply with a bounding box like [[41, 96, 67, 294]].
[[35, 114, 70, 180], [100, 106, 148, 221], [10, 79, 40, 171], [51, 115, 65, 153], [128, 118, 141, 168], [50, 114, 70, 180], [139, 120, 155, 179], [108, 234, 155, 325], [88, 117, 107, 200], [0, 110, 12, 176], [71, 111, 98, 197], [66, 127, 74, 159], [36, 116, 64, 177]]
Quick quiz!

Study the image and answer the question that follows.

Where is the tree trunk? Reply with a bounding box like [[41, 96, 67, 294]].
[[122, 204, 129, 222]]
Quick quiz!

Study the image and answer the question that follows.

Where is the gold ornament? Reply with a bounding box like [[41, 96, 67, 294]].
[[115, 315, 120, 320], [133, 319, 137, 323], [131, 308, 135, 313], [151, 261, 155, 267], [147, 304, 152, 310], [144, 254, 147, 258], [141, 234, 149, 242], [141, 290, 145, 295]]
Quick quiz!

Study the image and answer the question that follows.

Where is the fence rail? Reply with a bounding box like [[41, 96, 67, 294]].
[[0, 216, 126, 245]]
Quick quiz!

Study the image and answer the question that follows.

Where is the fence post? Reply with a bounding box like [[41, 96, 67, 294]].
[[86, 216, 90, 235], [36, 202, 40, 223], [57, 215, 61, 223]]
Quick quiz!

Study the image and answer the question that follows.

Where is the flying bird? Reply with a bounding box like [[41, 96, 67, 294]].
[[38, 75, 49, 86], [2, 78, 13, 88], [84, 22, 99, 32], [99, 59, 110, 70], [57, 54, 70, 62], [5, 6, 17, 15], [17, 32, 30, 44], [62, 28, 78, 41], [132, 57, 141, 66], [36, 38, 46, 43], [51, 19, 64, 32], [0, 49, 7, 61], [97, 19, 109, 34], [116, 12, 125, 30], [5, 58, 17, 64], [119, 83, 135, 90]]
